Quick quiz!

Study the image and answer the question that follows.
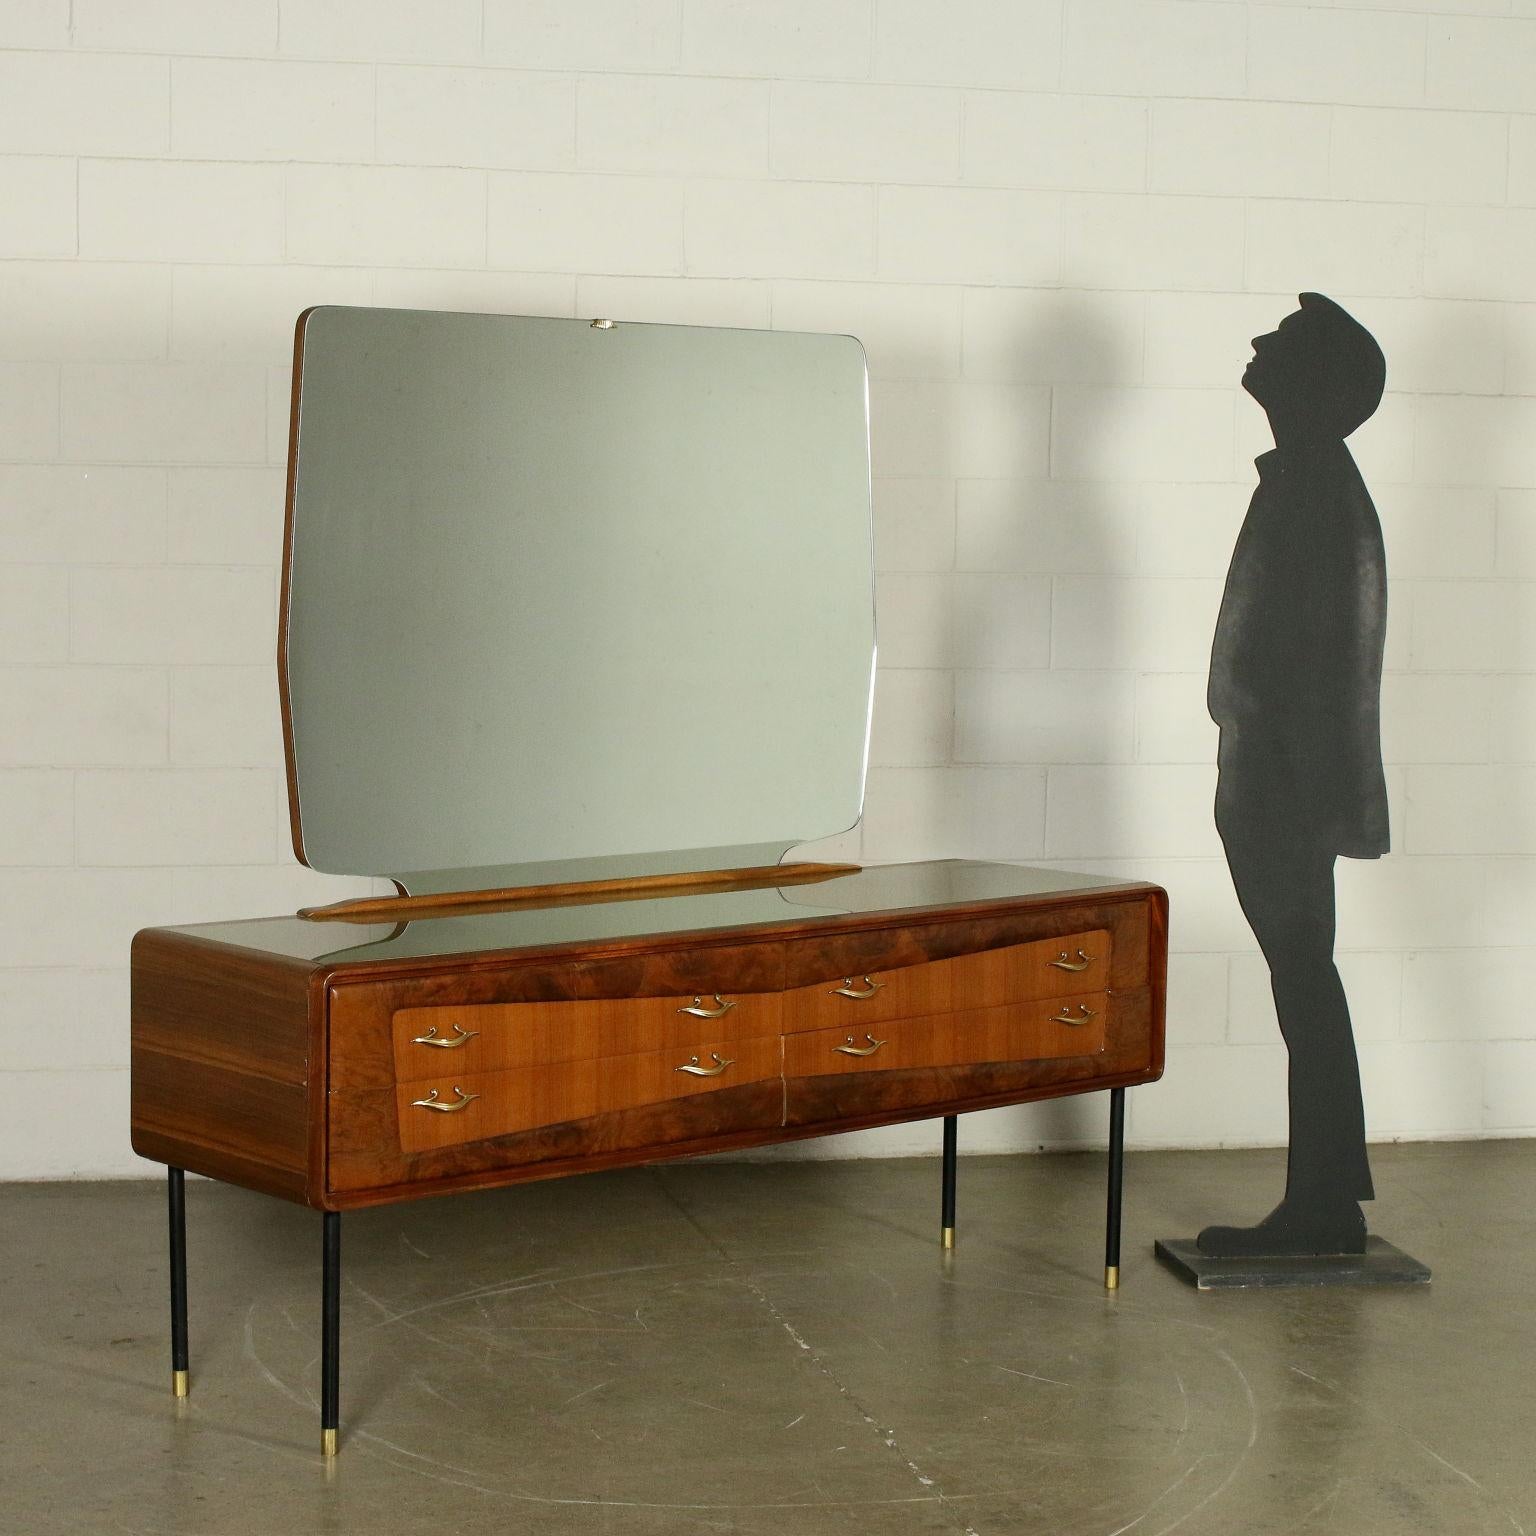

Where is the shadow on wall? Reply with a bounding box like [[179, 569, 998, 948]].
[[1375, 299, 1530, 1138], [771, 297, 1140, 1162], [968, 294, 1133, 1157]]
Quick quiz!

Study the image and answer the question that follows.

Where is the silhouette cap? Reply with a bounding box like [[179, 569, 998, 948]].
[[1294, 292, 1386, 440]]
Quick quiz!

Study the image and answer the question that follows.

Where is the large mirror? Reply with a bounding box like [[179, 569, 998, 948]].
[[282, 307, 876, 889]]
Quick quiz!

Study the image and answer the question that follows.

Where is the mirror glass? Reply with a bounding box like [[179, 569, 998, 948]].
[[283, 307, 875, 885]]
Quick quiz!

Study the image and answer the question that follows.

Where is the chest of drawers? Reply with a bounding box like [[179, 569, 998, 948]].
[[130, 860, 1167, 1453]]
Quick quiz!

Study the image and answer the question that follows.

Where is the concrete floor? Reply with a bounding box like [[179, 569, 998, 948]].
[[4, 1140, 1533, 1536]]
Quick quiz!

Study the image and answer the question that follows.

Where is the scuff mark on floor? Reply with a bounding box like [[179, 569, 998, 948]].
[[650, 1168, 967, 1531], [242, 1302, 312, 1411], [1145, 1348, 1260, 1536], [995, 1364, 1073, 1388], [1104, 1457, 1209, 1536], [558, 1379, 611, 1408], [1289, 1358, 1525, 1530]]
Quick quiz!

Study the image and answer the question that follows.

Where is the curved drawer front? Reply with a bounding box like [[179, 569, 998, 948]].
[[392, 990, 782, 1085], [783, 929, 1111, 1034], [392, 1034, 783, 1155], [784, 994, 1107, 1079]]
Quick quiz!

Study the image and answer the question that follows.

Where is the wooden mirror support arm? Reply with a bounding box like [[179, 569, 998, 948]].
[[297, 861, 863, 923]]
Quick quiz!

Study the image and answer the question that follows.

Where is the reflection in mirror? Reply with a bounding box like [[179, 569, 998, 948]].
[[282, 308, 875, 889]]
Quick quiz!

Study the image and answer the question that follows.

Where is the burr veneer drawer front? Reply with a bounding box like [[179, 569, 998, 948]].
[[391, 989, 783, 1085], [782, 994, 1108, 1079], [782, 929, 1112, 1034], [389, 1034, 783, 1154]]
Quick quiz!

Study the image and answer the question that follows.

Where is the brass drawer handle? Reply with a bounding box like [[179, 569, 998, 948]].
[[411, 1086, 479, 1113], [832, 976, 883, 999], [833, 1033, 887, 1057], [676, 1053, 734, 1077], [679, 995, 737, 1019], [1047, 950, 1094, 973], [411, 1022, 480, 1049], [1050, 1005, 1098, 1025]]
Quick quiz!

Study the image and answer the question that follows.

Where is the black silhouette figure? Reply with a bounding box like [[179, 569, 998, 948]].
[[1198, 293, 1389, 1258]]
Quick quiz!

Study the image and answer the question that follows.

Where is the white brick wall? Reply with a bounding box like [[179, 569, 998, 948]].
[[2, 0, 1533, 1177]]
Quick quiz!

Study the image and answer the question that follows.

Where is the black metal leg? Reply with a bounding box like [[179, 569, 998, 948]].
[[321, 1211, 341, 1456], [941, 1114, 957, 1249], [1106, 1087, 1126, 1290], [168, 1167, 189, 1398]]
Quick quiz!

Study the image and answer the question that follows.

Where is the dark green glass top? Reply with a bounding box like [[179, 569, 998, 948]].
[[167, 861, 1148, 970]]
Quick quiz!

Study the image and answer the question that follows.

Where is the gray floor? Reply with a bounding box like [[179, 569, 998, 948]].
[[4, 1139, 1532, 1536]]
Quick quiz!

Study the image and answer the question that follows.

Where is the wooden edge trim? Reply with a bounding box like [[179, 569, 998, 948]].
[[133, 924, 321, 979], [278, 306, 316, 869], [297, 861, 863, 923], [1147, 885, 1170, 1078], [309, 965, 330, 1209]]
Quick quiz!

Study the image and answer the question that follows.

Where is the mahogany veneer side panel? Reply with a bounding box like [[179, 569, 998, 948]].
[[131, 1126, 310, 1205], [1145, 889, 1169, 1080], [130, 929, 323, 1205], [131, 930, 314, 1082], [132, 1047, 309, 1169]]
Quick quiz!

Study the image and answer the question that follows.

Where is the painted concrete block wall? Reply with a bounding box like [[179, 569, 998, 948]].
[[1, 0, 1532, 1175]]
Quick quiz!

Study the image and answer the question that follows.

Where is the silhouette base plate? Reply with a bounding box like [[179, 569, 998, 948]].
[[1154, 1235, 1431, 1290]]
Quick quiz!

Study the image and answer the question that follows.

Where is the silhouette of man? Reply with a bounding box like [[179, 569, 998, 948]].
[[1199, 292, 1388, 1258]]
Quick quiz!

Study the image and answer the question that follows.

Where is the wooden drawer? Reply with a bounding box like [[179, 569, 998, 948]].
[[783, 994, 1107, 1079], [782, 929, 1111, 1034], [328, 940, 786, 1090], [391, 990, 782, 1085], [950, 930, 1111, 1008], [389, 1034, 782, 1154]]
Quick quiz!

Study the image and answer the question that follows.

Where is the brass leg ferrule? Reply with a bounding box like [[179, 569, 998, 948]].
[[1105, 1265, 1120, 1291], [321, 1428, 337, 1458], [941, 1226, 955, 1250], [172, 1369, 189, 1399]]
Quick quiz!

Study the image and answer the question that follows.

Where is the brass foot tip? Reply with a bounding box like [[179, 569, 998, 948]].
[[941, 1226, 955, 1251], [172, 1369, 189, 1399], [1105, 1265, 1120, 1291], [321, 1428, 338, 1458]]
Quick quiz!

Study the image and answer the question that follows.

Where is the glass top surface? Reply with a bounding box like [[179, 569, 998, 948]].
[[169, 862, 1147, 968]]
